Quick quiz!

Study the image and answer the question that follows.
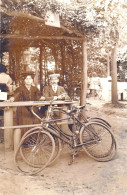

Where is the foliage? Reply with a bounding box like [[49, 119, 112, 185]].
[[1, 0, 127, 90]]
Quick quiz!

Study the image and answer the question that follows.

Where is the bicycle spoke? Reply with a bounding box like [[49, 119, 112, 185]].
[[80, 122, 117, 161], [15, 129, 55, 175]]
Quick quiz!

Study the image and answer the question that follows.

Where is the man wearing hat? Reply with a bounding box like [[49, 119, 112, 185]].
[[43, 74, 70, 100], [42, 74, 72, 135]]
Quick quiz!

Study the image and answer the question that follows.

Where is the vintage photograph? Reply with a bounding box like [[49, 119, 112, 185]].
[[0, 0, 127, 194]]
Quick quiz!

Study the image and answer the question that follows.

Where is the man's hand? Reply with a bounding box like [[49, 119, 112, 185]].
[[40, 96, 45, 101], [8, 97, 15, 102], [57, 93, 66, 100], [54, 96, 58, 100]]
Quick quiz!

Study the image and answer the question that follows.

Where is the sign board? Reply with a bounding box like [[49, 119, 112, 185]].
[[45, 11, 60, 28], [0, 91, 7, 100]]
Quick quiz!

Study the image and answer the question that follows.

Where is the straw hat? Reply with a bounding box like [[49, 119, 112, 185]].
[[48, 74, 60, 80]]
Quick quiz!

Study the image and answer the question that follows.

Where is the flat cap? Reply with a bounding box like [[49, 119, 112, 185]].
[[49, 74, 60, 79]]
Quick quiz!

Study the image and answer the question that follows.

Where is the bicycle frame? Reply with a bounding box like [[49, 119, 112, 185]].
[[14, 102, 117, 175], [30, 105, 99, 148]]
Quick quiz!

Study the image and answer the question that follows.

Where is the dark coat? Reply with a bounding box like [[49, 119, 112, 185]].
[[13, 85, 41, 125]]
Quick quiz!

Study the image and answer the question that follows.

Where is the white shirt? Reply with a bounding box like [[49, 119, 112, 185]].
[[0, 73, 12, 85], [52, 84, 58, 93]]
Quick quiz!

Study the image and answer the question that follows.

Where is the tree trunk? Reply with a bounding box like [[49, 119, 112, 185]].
[[107, 53, 110, 77], [80, 41, 87, 107], [111, 45, 118, 104], [15, 50, 22, 85], [9, 50, 16, 81], [52, 48, 59, 72]]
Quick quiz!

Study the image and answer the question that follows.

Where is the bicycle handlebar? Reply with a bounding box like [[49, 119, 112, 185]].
[[29, 101, 86, 121], [61, 105, 86, 115], [29, 106, 43, 121]]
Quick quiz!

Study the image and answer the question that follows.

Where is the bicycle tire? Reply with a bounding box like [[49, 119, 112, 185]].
[[48, 136, 62, 165], [20, 127, 62, 166], [15, 129, 55, 175], [77, 112, 111, 129], [88, 117, 111, 128], [80, 122, 117, 162]]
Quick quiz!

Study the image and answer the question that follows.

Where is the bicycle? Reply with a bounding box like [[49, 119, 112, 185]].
[[14, 102, 117, 175]]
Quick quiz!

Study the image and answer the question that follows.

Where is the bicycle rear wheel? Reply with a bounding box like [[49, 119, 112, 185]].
[[80, 122, 117, 161], [77, 113, 111, 129], [15, 129, 55, 175], [88, 117, 111, 128]]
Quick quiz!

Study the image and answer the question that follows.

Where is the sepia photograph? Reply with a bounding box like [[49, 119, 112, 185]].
[[0, 0, 127, 194]]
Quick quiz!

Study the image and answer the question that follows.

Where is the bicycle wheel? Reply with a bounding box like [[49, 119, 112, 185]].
[[48, 136, 62, 165], [80, 122, 117, 162], [88, 117, 111, 128], [15, 129, 55, 175], [77, 113, 111, 129], [22, 127, 62, 166], [19, 126, 62, 166]]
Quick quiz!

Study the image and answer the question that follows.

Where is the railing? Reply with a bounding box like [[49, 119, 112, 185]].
[[0, 100, 78, 149]]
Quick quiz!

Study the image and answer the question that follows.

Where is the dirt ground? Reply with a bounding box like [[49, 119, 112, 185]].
[[0, 97, 127, 195]]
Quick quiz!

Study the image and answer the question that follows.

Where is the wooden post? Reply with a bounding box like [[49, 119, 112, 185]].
[[61, 41, 65, 85], [14, 128, 21, 153], [111, 45, 118, 104], [53, 49, 58, 73], [80, 41, 87, 109], [60, 105, 72, 136], [4, 108, 13, 150], [34, 64, 38, 87], [39, 46, 43, 93]]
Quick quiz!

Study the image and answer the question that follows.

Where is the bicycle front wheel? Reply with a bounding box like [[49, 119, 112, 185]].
[[15, 129, 55, 175], [80, 122, 117, 162], [48, 136, 62, 165]]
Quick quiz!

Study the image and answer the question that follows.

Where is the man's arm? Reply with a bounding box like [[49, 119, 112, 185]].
[[57, 86, 71, 100], [43, 85, 71, 101]]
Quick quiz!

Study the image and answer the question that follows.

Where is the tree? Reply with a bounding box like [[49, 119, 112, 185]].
[[1, 0, 127, 102]]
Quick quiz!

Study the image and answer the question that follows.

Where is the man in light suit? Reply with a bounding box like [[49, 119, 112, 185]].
[[40, 74, 70, 117], [42, 74, 73, 134], [43, 74, 70, 101]]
